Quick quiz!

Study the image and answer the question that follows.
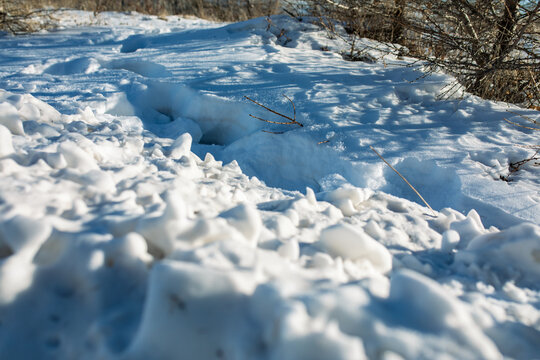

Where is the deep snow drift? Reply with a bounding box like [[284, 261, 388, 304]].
[[0, 11, 538, 360]]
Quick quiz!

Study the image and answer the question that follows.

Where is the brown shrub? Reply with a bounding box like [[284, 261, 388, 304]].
[[293, 0, 540, 107]]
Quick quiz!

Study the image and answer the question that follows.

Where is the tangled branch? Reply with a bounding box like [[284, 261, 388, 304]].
[[499, 150, 540, 182], [245, 95, 303, 128]]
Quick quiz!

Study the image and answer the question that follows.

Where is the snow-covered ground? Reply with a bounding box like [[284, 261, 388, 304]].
[[0, 10, 538, 359]]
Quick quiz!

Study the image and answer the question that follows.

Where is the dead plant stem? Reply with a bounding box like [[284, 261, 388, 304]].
[[370, 146, 435, 216]]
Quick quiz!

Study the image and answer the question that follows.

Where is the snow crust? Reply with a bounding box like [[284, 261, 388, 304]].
[[0, 10, 538, 360]]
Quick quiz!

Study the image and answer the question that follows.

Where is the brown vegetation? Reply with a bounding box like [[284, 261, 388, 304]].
[[0, 0, 281, 23], [0, 0, 57, 33], [288, 0, 540, 107]]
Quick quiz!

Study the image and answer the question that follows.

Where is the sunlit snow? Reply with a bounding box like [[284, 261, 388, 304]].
[[0, 10, 538, 360]]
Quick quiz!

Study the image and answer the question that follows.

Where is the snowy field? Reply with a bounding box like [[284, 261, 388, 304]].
[[0, 10, 539, 359]]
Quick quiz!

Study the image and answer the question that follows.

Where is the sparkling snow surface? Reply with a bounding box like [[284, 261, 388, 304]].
[[0, 11, 539, 360]]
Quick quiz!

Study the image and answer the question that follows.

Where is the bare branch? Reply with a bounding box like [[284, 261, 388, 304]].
[[283, 94, 296, 120], [501, 150, 540, 181], [245, 95, 303, 127]]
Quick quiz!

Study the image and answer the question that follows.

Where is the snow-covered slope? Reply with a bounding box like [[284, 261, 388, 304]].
[[0, 11, 538, 359]]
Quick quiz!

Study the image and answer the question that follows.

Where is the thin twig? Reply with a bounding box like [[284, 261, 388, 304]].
[[529, 70, 540, 107], [244, 95, 303, 127], [370, 146, 435, 216], [509, 150, 540, 173], [283, 94, 296, 121], [503, 117, 540, 131], [245, 95, 294, 122], [505, 110, 539, 125], [500, 149, 540, 181], [512, 143, 540, 149], [248, 113, 297, 126]]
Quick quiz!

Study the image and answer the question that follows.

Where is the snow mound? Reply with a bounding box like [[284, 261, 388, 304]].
[[318, 223, 392, 274], [222, 132, 360, 191], [0, 89, 62, 124], [0, 125, 14, 156], [43, 57, 101, 75], [386, 270, 501, 359], [455, 223, 540, 287], [124, 260, 257, 359]]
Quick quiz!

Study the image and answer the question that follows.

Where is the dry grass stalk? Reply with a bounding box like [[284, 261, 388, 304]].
[[504, 111, 540, 131], [503, 117, 540, 131], [369, 145, 435, 216]]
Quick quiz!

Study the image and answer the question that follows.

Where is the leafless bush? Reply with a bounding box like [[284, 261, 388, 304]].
[[1, 0, 282, 33], [165, 0, 281, 21], [407, 0, 540, 107], [286, 0, 407, 56], [293, 0, 540, 107], [43, 0, 281, 21], [0, 0, 57, 34]]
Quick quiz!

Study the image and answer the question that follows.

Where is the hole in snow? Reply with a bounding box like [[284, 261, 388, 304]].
[[122, 81, 371, 191], [45, 336, 61, 349], [126, 81, 263, 146], [122, 81, 372, 191], [0, 243, 13, 259], [120, 34, 149, 53]]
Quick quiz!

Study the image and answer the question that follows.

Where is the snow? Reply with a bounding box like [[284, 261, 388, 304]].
[[318, 223, 392, 274], [0, 10, 538, 359]]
